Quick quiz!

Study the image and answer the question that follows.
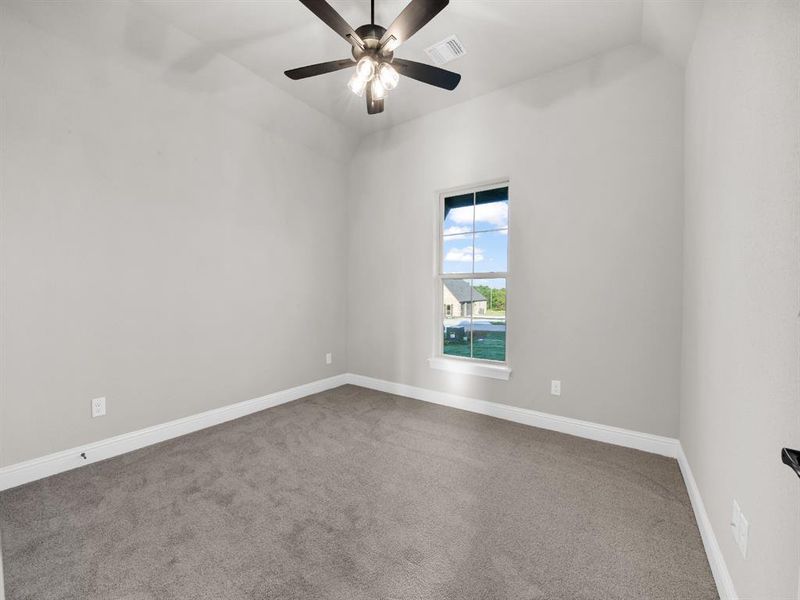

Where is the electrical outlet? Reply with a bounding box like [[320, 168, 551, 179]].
[[325, 352, 332, 365], [730, 499, 748, 558], [731, 499, 740, 530], [738, 513, 749, 558], [550, 380, 561, 396], [91, 397, 106, 418]]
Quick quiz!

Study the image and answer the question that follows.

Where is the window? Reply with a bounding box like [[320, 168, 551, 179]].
[[436, 183, 509, 371]]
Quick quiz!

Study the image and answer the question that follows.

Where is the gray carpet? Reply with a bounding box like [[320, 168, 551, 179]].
[[0, 385, 717, 600]]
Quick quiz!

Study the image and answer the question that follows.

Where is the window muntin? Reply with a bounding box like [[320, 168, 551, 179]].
[[439, 185, 508, 364]]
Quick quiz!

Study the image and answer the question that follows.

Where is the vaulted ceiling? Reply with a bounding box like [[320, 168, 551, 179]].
[[146, 0, 654, 134], [6, 0, 702, 137]]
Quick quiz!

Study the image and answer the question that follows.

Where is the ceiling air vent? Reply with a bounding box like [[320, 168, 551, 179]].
[[424, 35, 466, 66]]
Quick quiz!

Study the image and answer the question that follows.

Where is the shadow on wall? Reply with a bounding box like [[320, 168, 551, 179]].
[[368, 44, 664, 151], [2, 0, 358, 160], [513, 44, 662, 109], [124, 1, 293, 94]]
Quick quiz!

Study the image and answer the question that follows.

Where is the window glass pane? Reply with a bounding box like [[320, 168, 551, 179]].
[[442, 279, 473, 358], [475, 187, 508, 232], [440, 185, 508, 363], [474, 230, 508, 273], [471, 278, 506, 362], [443, 235, 476, 274], [443, 193, 474, 236]]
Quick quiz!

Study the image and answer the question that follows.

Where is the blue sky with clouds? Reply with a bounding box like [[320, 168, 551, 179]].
[[443, 199, 508, 276]]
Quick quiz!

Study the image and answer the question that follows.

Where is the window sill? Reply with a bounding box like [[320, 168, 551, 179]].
[[428, 357, 512, 381]]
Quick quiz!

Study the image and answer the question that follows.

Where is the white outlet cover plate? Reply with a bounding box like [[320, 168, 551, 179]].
[[326, 353, 332, 365], [731, 499, 740, 529], [738, 513, 748, 557], [550, 380, 561, 396], [92, 397, 106, 418]]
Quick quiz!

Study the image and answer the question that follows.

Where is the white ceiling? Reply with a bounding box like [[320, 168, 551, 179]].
[[141, 0, 653, 134], [7, 0, 702, 137], [641, 0, 703, 66]]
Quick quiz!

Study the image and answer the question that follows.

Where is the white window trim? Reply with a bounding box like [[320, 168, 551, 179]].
[[428, 356, 512, 380], [431, 178, 512, 380]]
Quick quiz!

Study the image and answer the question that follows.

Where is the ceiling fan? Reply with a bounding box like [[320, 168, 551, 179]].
[[284, 0, 462, 115]]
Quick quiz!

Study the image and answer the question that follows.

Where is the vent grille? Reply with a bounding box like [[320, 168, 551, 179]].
[[424, 35, 466, 66]]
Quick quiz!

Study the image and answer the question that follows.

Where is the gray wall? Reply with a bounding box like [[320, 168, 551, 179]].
[[347, 45, 685, 438], [681, 1, 800, 597], [3, 2, 799, 597], [0, 6, 352, 466]]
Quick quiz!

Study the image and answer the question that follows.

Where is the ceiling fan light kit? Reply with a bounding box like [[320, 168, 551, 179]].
[[348, 58, 398, 99], [285, 0, 462, 115]]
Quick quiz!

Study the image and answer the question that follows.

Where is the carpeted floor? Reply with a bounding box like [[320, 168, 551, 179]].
[[0, 385, 717, 600]]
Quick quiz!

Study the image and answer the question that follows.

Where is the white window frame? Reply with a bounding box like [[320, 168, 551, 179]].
[[429, 179, 511, 381]]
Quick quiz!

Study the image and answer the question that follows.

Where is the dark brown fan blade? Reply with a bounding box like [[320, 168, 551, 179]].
[[366, 84, 385, 114], [379, 0, 449, 51], [298, 0, 365, 49], [285, 59, 354, 80], [392, 58, 461, 90]]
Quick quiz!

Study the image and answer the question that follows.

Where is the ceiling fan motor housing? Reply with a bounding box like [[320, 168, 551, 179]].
[[352, 24, 394, 62]]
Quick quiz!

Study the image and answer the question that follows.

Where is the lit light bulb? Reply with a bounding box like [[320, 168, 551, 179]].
[[355, 57, 376, 80], [378, 63, 399, 91], [371, 78, 387, 100], [348, 73, 368, 97]]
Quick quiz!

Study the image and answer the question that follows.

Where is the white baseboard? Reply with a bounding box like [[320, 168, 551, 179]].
[[677, 446, 738, 600], [0, 372, 679, 492], [0, 371, 731, 600], [345, 373, 680, 458], [0, 374, 348, 492], [347, 374, 735, 600]]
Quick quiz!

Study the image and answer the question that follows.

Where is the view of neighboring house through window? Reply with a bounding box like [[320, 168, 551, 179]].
[[440, 184, 508, 362]]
